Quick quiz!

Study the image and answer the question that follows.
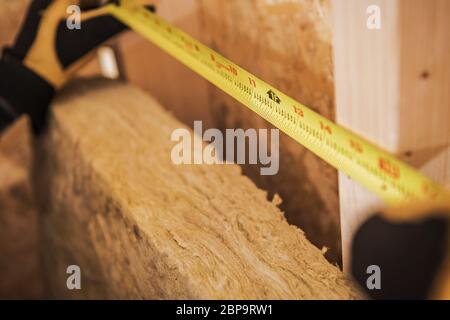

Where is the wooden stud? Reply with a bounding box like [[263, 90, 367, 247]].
[[332, 0, 450, 270]]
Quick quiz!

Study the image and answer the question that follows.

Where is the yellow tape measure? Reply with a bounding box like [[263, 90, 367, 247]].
[[107, 0, 449, 205]]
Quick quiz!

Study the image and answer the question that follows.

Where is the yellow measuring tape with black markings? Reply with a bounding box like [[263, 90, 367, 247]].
[[106, 0, 448, 205]]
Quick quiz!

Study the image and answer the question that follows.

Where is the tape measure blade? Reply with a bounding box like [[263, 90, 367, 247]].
[[107, 3, 449, 205]]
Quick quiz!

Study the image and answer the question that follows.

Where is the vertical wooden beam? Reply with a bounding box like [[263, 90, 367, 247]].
[[332, 0, 450, 270]]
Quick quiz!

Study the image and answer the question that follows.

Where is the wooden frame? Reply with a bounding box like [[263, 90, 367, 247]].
[[332, 0, 450, 270]]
